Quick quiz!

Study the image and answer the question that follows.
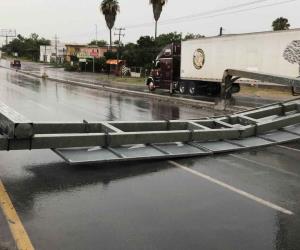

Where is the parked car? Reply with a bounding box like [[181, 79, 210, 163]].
[[10, 60, 21, 68]]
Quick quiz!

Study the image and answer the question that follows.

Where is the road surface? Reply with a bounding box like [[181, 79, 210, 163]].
[[0, 66, 300, 250], [1, 59, 291, 108]]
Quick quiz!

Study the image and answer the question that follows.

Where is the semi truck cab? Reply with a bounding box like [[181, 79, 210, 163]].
[[146, 43, 227, 96], [147, 43, 181, 94]]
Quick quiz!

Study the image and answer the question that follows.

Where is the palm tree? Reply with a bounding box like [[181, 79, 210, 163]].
[[149, 0, 167, 39], [272, 17, 290, 31], [100, 0, 120, 48]]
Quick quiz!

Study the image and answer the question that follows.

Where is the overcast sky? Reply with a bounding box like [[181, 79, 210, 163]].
[[0, 0, 299, 46]]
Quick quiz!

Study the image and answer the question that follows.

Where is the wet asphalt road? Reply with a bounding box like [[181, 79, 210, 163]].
[[1, 59, 284, 108], [0, 65, 300, 250]]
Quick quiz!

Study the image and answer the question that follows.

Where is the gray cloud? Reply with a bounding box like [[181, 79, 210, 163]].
[[0, 0, 299, 45]]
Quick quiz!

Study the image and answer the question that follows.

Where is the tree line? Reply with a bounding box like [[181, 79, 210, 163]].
[[1, 33, 50, 61], [117, 32, 203, 69], [72, 32, 203, 73]]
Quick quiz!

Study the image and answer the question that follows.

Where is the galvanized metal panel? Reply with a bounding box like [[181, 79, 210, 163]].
[[53, 147, 120, 164], [109, 131, 191, 147], [53, 128, 300, 164], [31, 133, 106, 149], [113, 145, 165, 158], [0, 101, 33, 139], [260, 130, 300, 142], [194, 141, 242, 153], [153, 143, 207, 155], [257, 114, 300, 134], [284, 125, 300, 135], [53, 144, 210, 165], [229, 137, 272, 148], [193, 129, 241, 141]]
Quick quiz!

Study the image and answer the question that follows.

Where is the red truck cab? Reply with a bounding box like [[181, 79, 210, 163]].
[[146, 43, 181, 93]]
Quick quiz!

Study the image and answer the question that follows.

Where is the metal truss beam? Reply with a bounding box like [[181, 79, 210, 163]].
[[1, 98, 300, 151], [218, 69, 300, 109]]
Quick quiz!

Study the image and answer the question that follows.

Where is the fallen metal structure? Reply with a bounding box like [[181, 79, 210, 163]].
[[221, 69, 300, 99], [1, 69, 300, 165]]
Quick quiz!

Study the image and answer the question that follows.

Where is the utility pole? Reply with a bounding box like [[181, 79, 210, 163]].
[[44, 45, 47, 62], [219, 27, 223, 36], [95, 24, 98, 44], [0, 29, 16, 46], [54, 34, 59, 63], [114, 28, 125, 76]]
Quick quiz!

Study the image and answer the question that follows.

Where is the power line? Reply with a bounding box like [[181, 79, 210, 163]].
[[157, 0, 275, 26], [160, 0, 297, 26], [125, 0, 296, 29], [114, 28, 125, 45], [126, 0, 271, 28], [114, 28, 125, 66], [0, 29, 16, 45]]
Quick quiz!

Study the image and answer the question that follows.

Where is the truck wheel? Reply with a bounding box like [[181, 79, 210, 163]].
[[188, 82, 197, 96], [148, 81, 155, 92], [179, 82, 187, 94], [169, 82, 174, 95]]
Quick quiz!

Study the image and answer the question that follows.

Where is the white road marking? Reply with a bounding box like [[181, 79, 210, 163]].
[[28, 100, 52, 111], [230, 154, 299, 178], [276, 145, 300, 153], [168, 160, 294, 215]]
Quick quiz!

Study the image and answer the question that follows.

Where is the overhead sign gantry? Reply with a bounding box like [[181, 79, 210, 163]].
[[1, 69, 300, 165]]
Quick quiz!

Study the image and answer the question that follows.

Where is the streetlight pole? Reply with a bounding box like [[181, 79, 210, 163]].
[[93, 56, 95, 73], [95, 24, 98, 43], [114, 28, 125, 76]]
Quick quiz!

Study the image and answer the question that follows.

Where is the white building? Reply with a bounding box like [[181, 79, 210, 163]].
[[40, 42, 66, 63]]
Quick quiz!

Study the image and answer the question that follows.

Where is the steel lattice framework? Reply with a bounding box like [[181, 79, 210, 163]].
[[0, 69, 300, 164]]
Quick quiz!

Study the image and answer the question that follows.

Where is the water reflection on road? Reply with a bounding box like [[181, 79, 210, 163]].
[[0, 66, 220, 122], [1, 62, 300, 250]]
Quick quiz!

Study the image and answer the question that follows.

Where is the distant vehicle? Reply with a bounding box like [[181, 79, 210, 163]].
[[146, 28, 300, 96], [10, 59, 21, 68]]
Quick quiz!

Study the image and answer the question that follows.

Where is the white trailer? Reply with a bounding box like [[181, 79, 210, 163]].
[[147, 29, 300, 96], [181, 29, 300, 82]]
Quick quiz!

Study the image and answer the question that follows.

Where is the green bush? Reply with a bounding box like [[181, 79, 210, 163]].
[[64, 64, 79, 72]]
